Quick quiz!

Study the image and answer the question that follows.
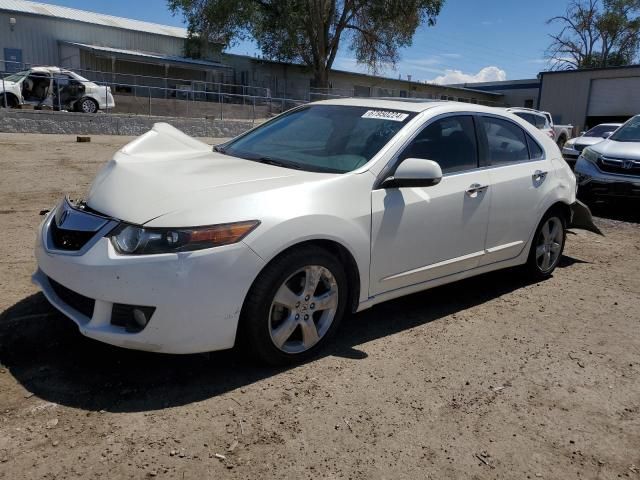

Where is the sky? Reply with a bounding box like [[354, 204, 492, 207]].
[[37, 0, 570, 84]]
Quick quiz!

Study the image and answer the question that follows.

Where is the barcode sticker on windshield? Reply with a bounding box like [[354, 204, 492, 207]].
[[361, 110, 409, 122]]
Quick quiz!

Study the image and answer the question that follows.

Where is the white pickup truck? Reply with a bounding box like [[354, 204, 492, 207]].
[[541, 111, 574, 149]]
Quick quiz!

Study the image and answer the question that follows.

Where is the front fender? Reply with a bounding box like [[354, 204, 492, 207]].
[[244, 214, 371, 304]]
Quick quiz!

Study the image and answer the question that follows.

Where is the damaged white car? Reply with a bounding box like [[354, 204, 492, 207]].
[[0, 66, 114, 113], [33, 99, 600, 364]]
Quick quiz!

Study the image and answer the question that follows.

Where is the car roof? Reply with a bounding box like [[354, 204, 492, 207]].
[[504, 107, 546, 116], [592, 123, 622, 127], [311, 97, 505, 114]]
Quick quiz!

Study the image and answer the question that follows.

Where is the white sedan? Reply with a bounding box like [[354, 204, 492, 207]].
[[0, 66, 114, 113], [33, 99, 599, 364]]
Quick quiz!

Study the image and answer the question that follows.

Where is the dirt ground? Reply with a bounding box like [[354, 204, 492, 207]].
[[0, 132, 638, 480]]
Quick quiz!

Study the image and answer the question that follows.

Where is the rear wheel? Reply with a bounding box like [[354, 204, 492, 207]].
[[525, 211, 566, 279], [240, 247, 348, 365], [557, 135, 567, 150]]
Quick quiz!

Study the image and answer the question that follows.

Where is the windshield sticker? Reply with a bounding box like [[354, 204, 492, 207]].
[[361, 110, 409, 122]]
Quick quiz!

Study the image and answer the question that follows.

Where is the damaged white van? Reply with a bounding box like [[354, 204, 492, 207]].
[[33, 99, 600, 364], [0, 66, 114, 113]]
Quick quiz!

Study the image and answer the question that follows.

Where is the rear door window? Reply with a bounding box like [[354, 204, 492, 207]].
[[482, 116, 530, 165]]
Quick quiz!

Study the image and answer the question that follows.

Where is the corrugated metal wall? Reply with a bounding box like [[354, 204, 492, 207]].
[[0, 11, 186, 67]]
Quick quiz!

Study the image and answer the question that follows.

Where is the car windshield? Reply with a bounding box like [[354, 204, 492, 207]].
[[3, 70, 29, 83], [585, 125, 618, 138], [609, 117, 640, 142], [222, 105, 416, 173]]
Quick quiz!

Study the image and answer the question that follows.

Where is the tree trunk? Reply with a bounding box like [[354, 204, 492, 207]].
[[312, 66, 330, 89]]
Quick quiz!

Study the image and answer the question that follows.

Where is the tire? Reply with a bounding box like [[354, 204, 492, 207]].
[[240, 246, 349, 365], [0, 94, 17, 108], [77, 97, 98, 114], [525, 210, 567, 280], [557, 136, 567, 150]]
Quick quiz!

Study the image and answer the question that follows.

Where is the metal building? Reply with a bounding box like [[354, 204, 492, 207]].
[[538, 65, 640, 133], [0, 0, 230, 87]]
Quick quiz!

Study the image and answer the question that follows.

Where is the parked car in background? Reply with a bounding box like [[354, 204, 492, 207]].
[[575, 115, 640, 202], [0, 66, 114, 113], [507, 107, 556, 142], [562, 123, 623, 168], [540, 111, 574, 150], [33, 99, 599, 365]]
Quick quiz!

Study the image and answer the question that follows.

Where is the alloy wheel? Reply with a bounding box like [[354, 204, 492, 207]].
[[535, 217, 563, 273], [268, 265, 339, 354], [81, 99, 97, 113]]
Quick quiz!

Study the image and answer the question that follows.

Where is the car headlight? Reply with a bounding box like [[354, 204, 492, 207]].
[[109, 221, 260, 255], [565, 138, 576, 148], [581, 147, 600, 164]]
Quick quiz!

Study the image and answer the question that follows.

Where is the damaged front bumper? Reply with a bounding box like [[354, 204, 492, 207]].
[[33, 208, 265, 354]]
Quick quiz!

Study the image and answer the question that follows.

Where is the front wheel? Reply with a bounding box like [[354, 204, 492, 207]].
[[77, 97, 98, 113], [525, 211, 566, 279], [240, 247, 348, 365]]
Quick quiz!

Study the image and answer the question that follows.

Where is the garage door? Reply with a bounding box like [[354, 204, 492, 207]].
[[588, 77, 640, 116]]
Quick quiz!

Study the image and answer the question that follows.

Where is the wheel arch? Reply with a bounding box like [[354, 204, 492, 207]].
[[248, 239, 362, 314], [546, 200, 571, 225], [1, 92, 20, 107]]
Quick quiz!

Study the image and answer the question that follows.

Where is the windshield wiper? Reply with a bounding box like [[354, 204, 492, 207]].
[[213, 145, 226, 153], [254, 156, 303, 170]]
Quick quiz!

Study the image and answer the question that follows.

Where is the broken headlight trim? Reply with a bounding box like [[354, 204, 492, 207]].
[[108, 221, 260, 255]]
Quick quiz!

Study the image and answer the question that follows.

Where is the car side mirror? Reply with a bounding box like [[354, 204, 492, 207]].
[[381, 158, 443, 188]]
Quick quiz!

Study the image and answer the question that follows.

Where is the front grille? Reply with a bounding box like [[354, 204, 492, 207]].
[[598, 157, 640, 176], [48, 277, 95, 318], [574, 143, 588, 153], [50, 220, 96, 251]]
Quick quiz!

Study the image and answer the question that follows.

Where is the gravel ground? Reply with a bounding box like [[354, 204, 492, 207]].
[[0, 133, 638, 480]]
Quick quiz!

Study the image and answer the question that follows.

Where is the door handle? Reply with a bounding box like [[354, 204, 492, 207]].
[[532, 170, 548, 182], [465, 183, 489, 196]]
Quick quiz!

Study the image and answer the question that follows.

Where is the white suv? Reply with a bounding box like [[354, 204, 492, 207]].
[[507, 107, 556, 142], [33, 99, 599, 364]]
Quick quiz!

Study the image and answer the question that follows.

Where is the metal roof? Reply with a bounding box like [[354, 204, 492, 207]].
[[0, 0, 189, 38], [63, 42, 230, 69]]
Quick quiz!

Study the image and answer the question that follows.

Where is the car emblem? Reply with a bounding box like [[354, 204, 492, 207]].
[[623, 160, 634, 169], [58, 209, 69, 227]]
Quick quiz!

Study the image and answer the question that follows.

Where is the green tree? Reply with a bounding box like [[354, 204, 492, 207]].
[[168, 0, 444, 88], [546, 0, 640, 69]]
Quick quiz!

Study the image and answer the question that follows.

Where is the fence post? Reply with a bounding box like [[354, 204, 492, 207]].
[[57, 81, 61, 111]]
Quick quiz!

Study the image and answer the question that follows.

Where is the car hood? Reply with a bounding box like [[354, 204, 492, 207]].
[[589, 139, 640, 160], [85, 123, 335, 226], [573, 136, 606, 147]]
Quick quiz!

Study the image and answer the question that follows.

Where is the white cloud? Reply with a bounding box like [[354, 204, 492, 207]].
[[429, 66, 507, 85]]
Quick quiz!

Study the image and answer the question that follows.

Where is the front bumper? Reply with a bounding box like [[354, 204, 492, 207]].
[[562, 146, 580, 166], [33, 212, 265, 354], [575, 157, 640, 200]]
